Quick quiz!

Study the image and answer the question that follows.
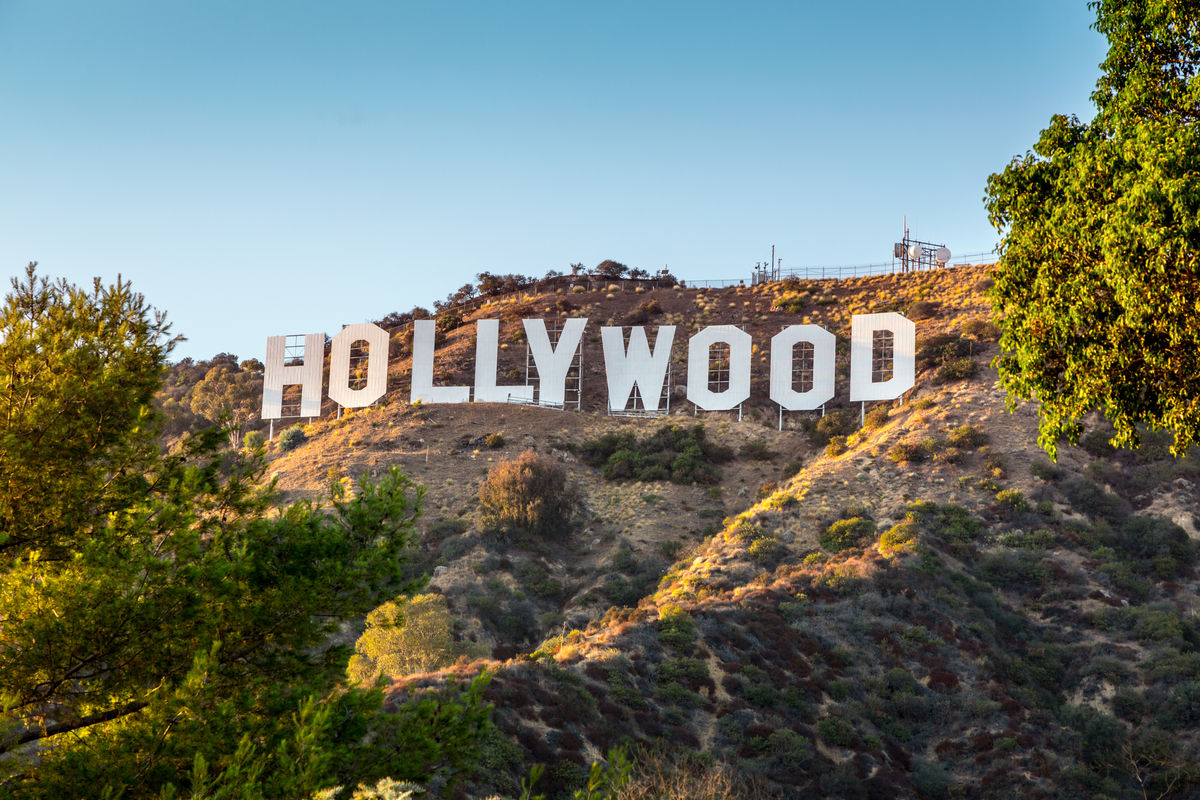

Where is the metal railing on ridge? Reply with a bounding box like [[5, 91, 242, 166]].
[[685, 251, 997, 288]]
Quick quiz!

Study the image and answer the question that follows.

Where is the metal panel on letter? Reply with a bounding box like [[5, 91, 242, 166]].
[[849, 313, 916, 402], [770, 325, 835, 410], [328, 323, 389, 408], [600, 326, 675, 412], [524, 318, 587, 406], [474, 319, 534, 404], [261, 333, 324, 419], [686, 325, 751, 411], [411, 320, 471, 404]]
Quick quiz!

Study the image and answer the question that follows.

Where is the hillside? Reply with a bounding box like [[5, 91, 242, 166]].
[[254, 266, 1200, 799]]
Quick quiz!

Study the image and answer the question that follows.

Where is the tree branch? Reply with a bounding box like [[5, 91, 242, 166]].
[[0, 699, 148, 755]]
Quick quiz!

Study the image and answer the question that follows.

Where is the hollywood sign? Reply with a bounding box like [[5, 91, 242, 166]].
[[260, 313, 915, 419]]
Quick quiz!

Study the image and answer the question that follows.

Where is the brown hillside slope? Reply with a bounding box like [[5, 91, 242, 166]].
[[265, 266, 996, 654], [264, 266, 1200, 799]]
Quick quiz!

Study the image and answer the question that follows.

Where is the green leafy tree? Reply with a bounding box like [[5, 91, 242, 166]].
[[0, 265, 487, 798], [187, 361, 263, 447], [348, 593, 485, 686], [593, 260, 628, 280], [985, 0, 1200, 457]]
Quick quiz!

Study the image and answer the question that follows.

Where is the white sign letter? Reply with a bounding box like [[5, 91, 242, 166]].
[[524, 317, 587, 406], [686, 325, 752, 411], [770, 325, 836, 410], [328, 323, 389, 409], [474, 319, 534, 404], [262, 333, 325, 419], [600, 326, 675, 412], [411, 320, 471, 404], [850, 313, 915, 402]]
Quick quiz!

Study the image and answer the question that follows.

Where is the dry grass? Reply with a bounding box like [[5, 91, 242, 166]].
[[617, 751, 776, 800]]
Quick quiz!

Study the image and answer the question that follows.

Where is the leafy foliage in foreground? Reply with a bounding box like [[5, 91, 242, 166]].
[[0, 266, 488, 798], [985, 1, 1200, 456]]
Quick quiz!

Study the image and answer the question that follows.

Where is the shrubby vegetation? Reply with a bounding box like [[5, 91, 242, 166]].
[[581, 424, 733, 484], [820, 517, 877, 552], [279, 422, 308, 451], [349, 594, 485, 686], [0, 267, 490, 798], [478, 449, 582, 538]]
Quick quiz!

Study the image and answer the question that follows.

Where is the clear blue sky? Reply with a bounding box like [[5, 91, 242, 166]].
[[0, 1, 1108, 361]]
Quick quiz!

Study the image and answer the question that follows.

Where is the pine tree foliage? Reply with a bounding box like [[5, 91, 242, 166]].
[[0, 265, 488, 798]]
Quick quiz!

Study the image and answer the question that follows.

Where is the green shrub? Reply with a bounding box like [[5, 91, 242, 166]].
[[582, 424, 732, 485], [1164, 681, 1200, 729], [347, 593, 483, 685], [1026, 529, 1055, 549], [1062, 477, 1131, 523], [484, 432, 505, 449], [888, 440, 929, 463], [962, 317, 1001, 341], [811, 408, 858, 445], [885, 667, 918, 696], [739, 438, 774, 460], [821, 517, 878, 552], [654, 681, 702, 708], [826, 436, 848, 457], [911, 761, 951, 799], [766, 729, 812, 768], [904, 502, 983, 542], [879, 521, 918, 556], [278, 424, 307, 451], [1059, 704, 1125, 766], [1123, 603, 1190, 644], [242, 429, 264, 451], [983, 452, 1008, 479], [772, 291, 807, 313], [623, 298, 664, 325], [1117, 515, 1193, 565], [1080, 427, 1116, 458], [1030, 459, 1065, 481], [995, 488, 1030, 513], [916, 333, 971, 370], [478, 450, 582, 538], [978, 550, 1050, 588], [435, 309, 463, 333], [862, 405, 890, 429], [658, 539, 684, 560], [780, 458, 804, 478], [748, 535, 784, 564], [745, 682, 779, 707], [816, 716, 855, 747], [658, 605, 695, 650], [948, 424, 988, 449], [907, 299, 940, 319], [657, 657, 709, 685], [935, 358, 978, 383]]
